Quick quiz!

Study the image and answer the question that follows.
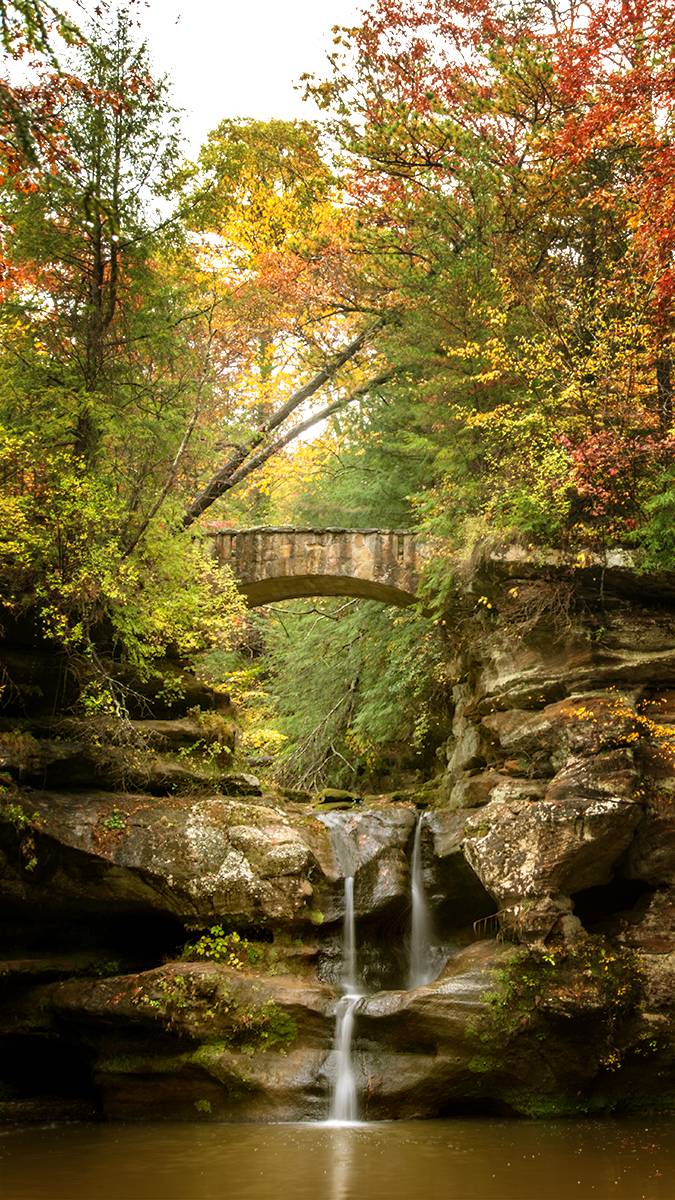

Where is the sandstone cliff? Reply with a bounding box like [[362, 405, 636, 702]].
[[0, 559, 673, 1122]]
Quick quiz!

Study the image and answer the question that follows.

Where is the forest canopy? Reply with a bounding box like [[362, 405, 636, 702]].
[[0, 0, 673, 782]]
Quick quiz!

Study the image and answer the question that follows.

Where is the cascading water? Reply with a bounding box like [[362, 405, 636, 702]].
[[331, 993, 360, 1123], [319, 813, 363, 1124], [408, 811, 435, 988], [342, 874, 357, 993]]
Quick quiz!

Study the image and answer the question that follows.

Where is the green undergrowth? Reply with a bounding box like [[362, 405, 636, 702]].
[[181, 927, 265, 969], [98, 1052, 192, 1075], [180, 925, 315, 977]]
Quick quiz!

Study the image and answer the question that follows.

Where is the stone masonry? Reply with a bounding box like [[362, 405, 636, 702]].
[[212, 527, 428, 607]]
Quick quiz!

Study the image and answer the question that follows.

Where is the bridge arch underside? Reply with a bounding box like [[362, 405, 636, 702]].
[[239, 573, 417, 608]]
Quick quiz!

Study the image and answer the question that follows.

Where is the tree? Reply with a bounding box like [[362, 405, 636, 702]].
[[230, 0, 674, 788], [0, 1, 79, 150], [183, 324, 393, 525], [179, 116, 399, 526], [0, 0, 82, 300], [3, 7, 188, 458], [0, 7, 244, 711], [300, 0, 674, 557]]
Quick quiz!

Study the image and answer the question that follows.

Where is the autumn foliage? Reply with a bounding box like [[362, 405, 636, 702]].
[[300, 0, 674, 552], [0, 0, 673, 720]]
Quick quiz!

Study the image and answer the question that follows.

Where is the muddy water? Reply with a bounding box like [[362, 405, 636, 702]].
[[1, 1118, 672, 1200]]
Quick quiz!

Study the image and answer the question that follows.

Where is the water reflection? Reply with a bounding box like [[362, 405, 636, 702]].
[[327, 1127, 355, 1200]]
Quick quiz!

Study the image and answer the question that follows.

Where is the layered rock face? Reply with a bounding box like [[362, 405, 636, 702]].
[[0, 561, 673, 1122]]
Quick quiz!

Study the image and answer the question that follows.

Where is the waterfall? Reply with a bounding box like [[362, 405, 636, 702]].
[[331, 991, 360, 1122], [319, 813, 363, 1124], [408, 811, 434, 988], [342, 874, 357, 993]]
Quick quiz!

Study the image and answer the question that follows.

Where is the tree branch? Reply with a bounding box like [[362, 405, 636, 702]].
[[222, 369, 396, 494], [182, 321, 383, 526]]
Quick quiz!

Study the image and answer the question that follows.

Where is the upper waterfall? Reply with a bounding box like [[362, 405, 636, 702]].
[[408, 812, 435, 989]]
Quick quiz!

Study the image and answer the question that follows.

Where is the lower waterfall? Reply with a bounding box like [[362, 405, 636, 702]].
[[329, 868, 364, 1123], [319, 815, 364, 1123]]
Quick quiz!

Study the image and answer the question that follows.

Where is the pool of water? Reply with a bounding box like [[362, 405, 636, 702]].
[[1, 1117, 672, 1200]]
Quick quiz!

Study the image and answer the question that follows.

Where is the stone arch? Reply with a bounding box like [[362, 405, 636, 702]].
[[211, 527, 427, 608]]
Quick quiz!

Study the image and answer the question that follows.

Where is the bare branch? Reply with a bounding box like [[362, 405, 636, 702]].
[[222, 368, 396, 495], [183, 322, 384, 526]]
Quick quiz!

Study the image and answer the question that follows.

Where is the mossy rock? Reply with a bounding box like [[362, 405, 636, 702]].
[[468, 934, 646, 1102], [314, 789, 362, 810]]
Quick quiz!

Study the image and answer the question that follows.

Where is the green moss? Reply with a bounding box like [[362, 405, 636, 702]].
[[504, 1085, 675, 1119], [230, 1000, 298, 1051], [613, 1089, 675, 1114], [469, 934, 644, 1103], [98, 1052, 191, 1074], [261, 1002, 297, 1047], [188, 1047, 252, 1100], [0, 802, 41, 830], [191, 1042, 228, 1069], [133, 961, 298, 1054], [503, 1090, 617, 1119], [192, 1010, 296, 1064], [465, 820, 491, 838]]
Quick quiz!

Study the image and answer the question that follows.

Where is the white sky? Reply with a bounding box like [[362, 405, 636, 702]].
[[135, 0, 366, 154]]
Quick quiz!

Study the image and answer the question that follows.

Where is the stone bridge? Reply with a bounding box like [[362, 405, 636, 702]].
[[212, 527, 429, 607]]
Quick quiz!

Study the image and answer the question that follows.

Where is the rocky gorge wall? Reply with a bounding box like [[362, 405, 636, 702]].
[[0, 557, 673, 1123]]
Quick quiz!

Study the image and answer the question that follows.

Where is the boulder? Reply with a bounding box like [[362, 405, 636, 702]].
[[474, 604, 675, 714], [425, 809, 496, 923], [1, 561, 674, 1122], [14, 962, 335, 1122], [500, 894, 582, 943], [483, 694, 639, 771], [618, 888, 675, 956], [317, 806, 416, 922], [444, 770, 546, 810], [639, 954, 675, 1013], [322, 942, 515, 1119], [0, 791, 329, 928], [0, 791, 422, 931], [462, 789, 642, 906], [42, 961, 333, 1045], [544, 748, 639, 804]]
